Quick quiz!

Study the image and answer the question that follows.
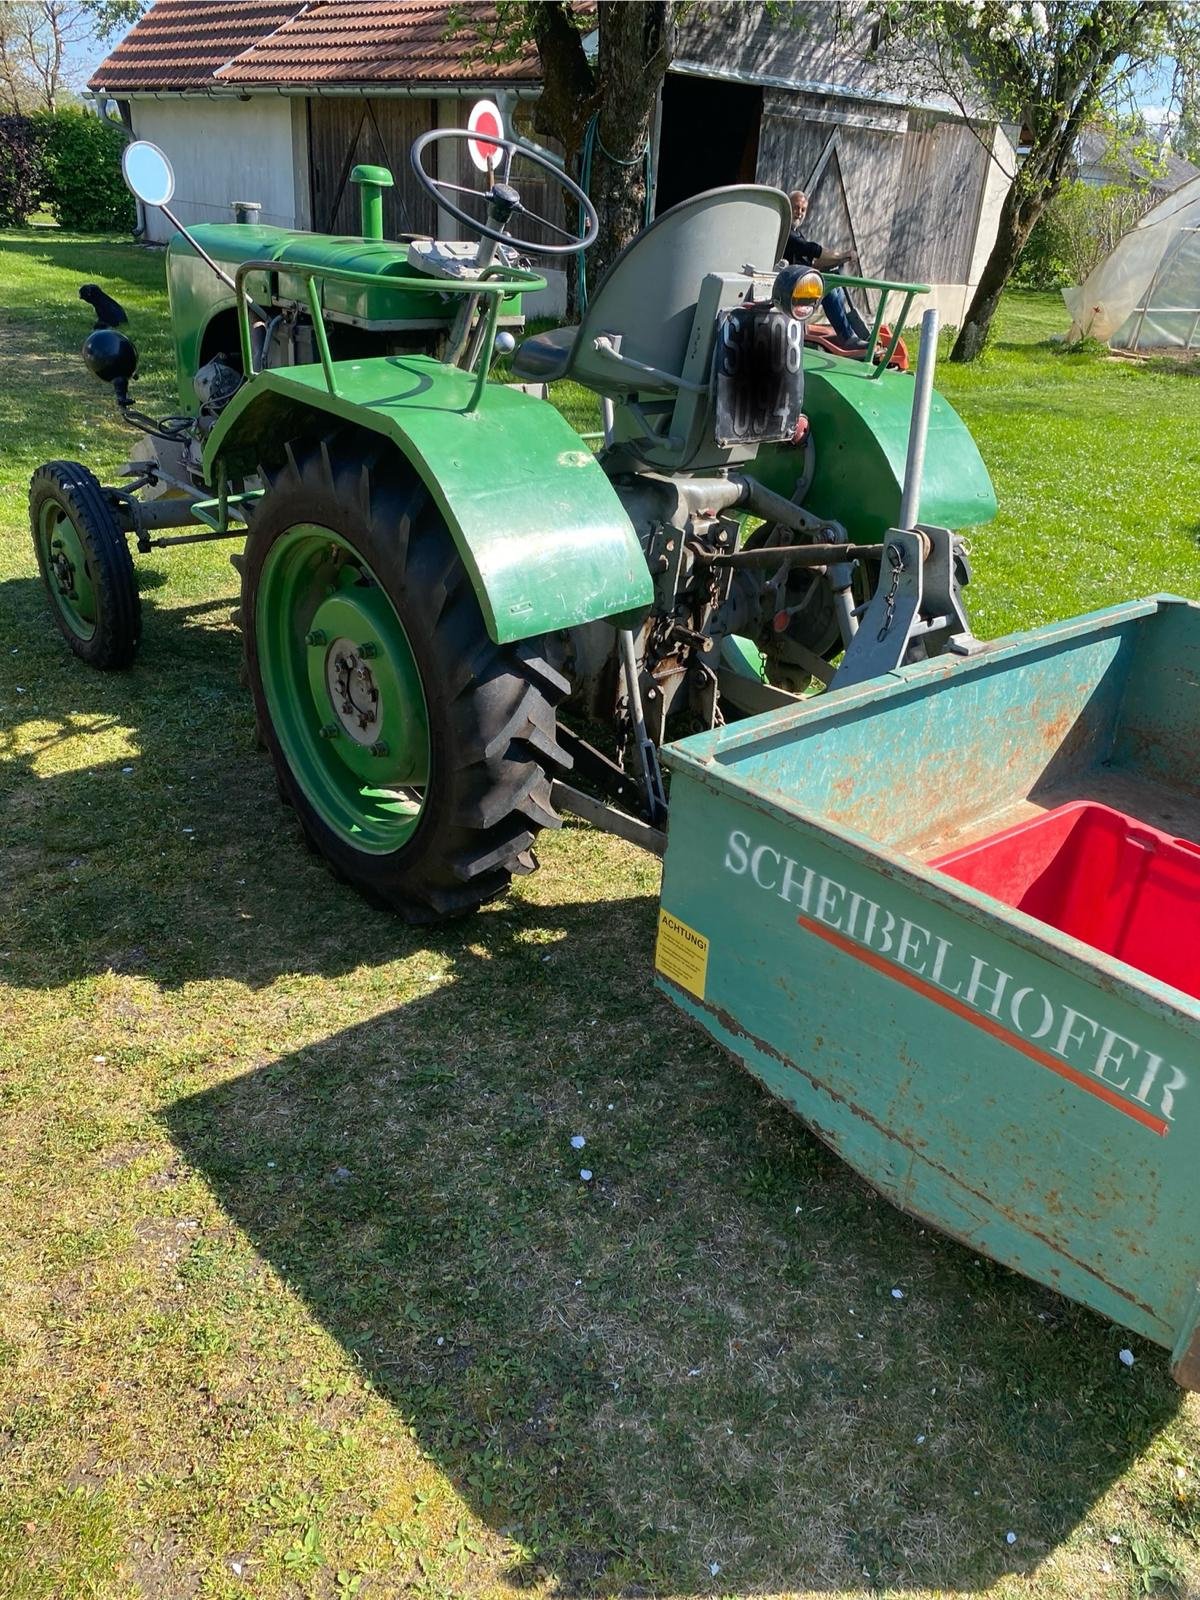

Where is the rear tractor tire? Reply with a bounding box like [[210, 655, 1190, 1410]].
[[29, 461, 141, 669], [241, 442, 570, 921]]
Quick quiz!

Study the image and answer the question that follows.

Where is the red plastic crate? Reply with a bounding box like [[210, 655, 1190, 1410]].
[[933, 801, 1200, 1000]]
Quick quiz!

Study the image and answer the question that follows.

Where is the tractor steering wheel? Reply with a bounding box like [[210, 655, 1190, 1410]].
[[410, 128, 598, 258]]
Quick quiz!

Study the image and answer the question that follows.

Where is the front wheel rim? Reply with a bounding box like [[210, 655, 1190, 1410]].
[[256, 525, 432, 854], [38, 501, 98, 640]]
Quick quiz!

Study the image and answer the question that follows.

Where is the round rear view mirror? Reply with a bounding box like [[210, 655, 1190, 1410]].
[[121, 140, 175, 207]]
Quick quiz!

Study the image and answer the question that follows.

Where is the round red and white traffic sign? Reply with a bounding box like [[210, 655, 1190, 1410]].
[[466, 99, 505, 172]]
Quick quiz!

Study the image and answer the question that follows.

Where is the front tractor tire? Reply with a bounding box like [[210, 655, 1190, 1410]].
[[29, 461, 141, 669], [242, 443, 570, 922]]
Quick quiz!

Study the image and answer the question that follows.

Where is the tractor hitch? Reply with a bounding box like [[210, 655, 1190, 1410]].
[[701, 541, 885, 570]]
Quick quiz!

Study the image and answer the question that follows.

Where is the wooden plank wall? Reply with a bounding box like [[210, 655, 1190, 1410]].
[[889, 111, 989, 282], [310, 92, 571, 253], [757, 92, 989, 285], [308, 96, 437, 237]]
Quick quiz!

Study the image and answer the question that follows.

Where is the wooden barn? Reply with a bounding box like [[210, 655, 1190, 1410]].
[[660, 4, 1014, 326], [89, 0, 1014, 326]]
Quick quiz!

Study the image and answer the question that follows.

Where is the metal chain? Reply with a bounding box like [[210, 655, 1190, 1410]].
[[877, 543, 905, 642]]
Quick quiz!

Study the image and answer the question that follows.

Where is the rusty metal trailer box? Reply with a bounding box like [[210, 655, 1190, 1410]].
[[656, 596, 1200, 1388]]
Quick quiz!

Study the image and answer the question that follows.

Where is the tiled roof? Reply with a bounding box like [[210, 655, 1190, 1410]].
[[89, 1, 306, 91], [219, 2, 541, 85], [89, 0, 549, 92]]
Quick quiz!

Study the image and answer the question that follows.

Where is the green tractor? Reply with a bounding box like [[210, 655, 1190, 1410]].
[[31, 128, 996, 921]]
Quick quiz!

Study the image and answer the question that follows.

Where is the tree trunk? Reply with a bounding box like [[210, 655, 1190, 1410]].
[[524, 1, 596, 317], [527, 0, 596, 156], [949, 184, 1044, 361], [588, 2, 674, 285], [521, 0, 674, 314]]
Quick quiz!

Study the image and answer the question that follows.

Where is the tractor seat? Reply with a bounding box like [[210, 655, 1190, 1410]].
[[509, 185, 790, 406], [511, 324, 578, 382]]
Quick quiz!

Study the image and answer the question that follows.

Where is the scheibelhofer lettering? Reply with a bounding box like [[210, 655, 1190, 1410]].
[[723, 828, 1188, 1129]]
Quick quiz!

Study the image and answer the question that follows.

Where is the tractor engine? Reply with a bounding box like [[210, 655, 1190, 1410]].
[[192, 355, 243, 434]]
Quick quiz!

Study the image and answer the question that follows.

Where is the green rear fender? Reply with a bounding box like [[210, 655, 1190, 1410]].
[[753, 351, 998, 542], [204, 356, 652, 645]]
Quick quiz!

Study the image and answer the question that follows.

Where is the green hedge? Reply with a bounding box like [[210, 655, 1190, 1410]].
[[0, 109, 134, 231], [36, 110, 135, 232], [0, 114, 47, 226], [1015, 180, 1153, 291]]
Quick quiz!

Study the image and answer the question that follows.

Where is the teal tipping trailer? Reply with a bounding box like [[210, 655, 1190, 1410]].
[[656, 596, 1200, 1390]]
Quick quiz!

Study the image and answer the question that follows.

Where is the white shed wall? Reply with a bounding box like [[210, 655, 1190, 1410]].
[[128, 96, 299, 239], [967, 125, 1016, 285]]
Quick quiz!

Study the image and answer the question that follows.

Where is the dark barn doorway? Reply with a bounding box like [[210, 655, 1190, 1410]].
[[654, 71, 763, 216]]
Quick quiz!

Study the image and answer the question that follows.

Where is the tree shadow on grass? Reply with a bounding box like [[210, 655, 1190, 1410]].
[[161, 937, 1185, 1596], [0, 578, 1188, 1592], [0, 571, 470, 990]]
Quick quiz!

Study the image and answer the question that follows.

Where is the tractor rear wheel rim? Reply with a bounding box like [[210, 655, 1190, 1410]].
[[257, 525, 431, 853], [38, 502, 97, 640]]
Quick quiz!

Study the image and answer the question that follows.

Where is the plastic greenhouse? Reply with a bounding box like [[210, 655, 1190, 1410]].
[[1063, 174, 1200, 350]]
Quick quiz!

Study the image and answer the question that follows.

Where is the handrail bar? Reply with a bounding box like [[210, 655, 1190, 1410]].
[[830, 273, 931, 294], [232, 258, 548, 410], [819, 271, 931, 379]]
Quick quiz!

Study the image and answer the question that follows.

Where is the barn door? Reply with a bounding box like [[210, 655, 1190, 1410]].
[[756, 91, 907, 283], [655, 72, 763, 216], [308, 96, 437, 238], [803, 131, 861, 271], [889, 111, 988, 283]]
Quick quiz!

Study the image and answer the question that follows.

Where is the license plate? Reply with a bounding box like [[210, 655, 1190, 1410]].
[[714, 308, 806, 447]]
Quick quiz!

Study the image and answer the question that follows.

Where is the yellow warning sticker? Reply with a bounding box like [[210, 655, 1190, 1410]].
[[655, 908, 709, 999]]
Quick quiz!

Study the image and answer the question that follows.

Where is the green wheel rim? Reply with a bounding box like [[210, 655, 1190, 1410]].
[[38, 500, 98, 641], [256, 525, 432, 854]]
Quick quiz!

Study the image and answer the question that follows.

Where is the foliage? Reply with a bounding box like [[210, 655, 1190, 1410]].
[[88, 0, 147, 35], [0, 112, 46, 225], [1015, 179, 1153, 288], [0, 0, 144, 114], [2, 0, 90, 112], [1089, 112, 1171, 188], [867, 1, 1200, 360], [1126, 1528, 1185, 1593], [1014, 207, 1071, 289], [35, 107, 133, 231], [0, 107, 133, 231], [1173, 87, 1200, 166]]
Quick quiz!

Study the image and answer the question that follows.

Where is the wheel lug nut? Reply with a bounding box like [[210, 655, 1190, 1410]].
[[306, 629, 327, 647], [358, 641, 378, 659], [369, 740, 389, 757], [319, 723, 339, 739]]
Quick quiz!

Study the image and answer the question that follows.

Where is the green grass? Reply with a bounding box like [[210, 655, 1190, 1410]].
[[1, 232, 1198, 1600], [927, 295, 1200, 638]]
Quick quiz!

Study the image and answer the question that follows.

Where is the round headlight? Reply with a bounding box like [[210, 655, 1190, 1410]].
[[772, 266, 824, 321]]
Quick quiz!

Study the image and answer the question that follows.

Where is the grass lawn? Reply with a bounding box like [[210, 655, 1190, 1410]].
[[0, 230, 1198, 1600]]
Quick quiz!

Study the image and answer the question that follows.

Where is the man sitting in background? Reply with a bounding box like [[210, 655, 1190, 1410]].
[[784, 189, 871, 350]]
